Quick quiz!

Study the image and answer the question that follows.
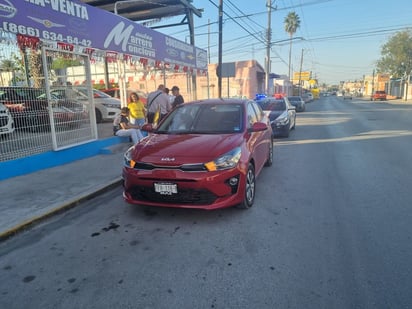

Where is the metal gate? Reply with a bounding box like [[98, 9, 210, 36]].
[[0, 41, 98, 162]]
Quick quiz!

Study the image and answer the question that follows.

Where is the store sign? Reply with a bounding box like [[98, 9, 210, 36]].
[[293, 71, 311, 81], [0, 0, 207, 70]]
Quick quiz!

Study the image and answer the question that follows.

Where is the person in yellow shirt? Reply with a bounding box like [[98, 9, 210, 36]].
[[128, 92, 147, 136]]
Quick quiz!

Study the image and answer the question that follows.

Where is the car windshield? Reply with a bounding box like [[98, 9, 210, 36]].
[[0, 87, 44, 101], [156, 103, 243, 134], [288, 96, 302, 101], [258, 99, 286, 111]]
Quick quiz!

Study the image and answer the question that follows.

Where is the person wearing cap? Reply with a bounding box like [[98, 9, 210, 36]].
[[171, 86, 184, 109]]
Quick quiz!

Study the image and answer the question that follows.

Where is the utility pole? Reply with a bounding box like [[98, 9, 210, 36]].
[[298, 48, 304, 96], [207, 19, 211, 99], [217, 0, 223, 98], [265, 0, 273, 95]]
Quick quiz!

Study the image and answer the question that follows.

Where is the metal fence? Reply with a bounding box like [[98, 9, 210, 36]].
[[0, 40, 98, 162], [0, 31, 201, 163]]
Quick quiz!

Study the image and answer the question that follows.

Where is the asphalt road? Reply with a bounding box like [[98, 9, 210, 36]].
[[1, 96, 412, 308]]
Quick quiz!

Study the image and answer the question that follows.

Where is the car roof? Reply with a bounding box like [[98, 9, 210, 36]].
[[287, 96, 303, 99], [186, 98, 252, 105], [256, 97, 284, 102]]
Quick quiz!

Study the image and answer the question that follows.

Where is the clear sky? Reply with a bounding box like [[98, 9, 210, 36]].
[[155, 0, 412, 85]]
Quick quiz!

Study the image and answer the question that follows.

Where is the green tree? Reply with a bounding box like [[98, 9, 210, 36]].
[[284, 11, 301, 80], [376, 30, 412, 77], [0, 58, 18, 86]]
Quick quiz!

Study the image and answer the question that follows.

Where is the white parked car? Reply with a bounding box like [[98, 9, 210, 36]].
[[50, 87, 121, 123], [0, 103, 15, 137], [302, 92, 314, 103], [75, 88, 121, 123]]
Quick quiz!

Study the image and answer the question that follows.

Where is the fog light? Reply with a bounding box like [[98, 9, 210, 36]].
[[226, 176, 240, 194], [229, 177, 238, 186]]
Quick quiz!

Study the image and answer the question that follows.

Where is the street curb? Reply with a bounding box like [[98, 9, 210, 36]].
[[0, 178, 123, 242]]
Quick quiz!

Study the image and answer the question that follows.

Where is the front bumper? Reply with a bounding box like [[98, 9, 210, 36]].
[[271, 121, 289, 136], [102, 106, 121, 120], [122, 166, 246, 210]]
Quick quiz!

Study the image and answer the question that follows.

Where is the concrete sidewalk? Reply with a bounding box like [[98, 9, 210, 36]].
[[0, 142, 130, 241]]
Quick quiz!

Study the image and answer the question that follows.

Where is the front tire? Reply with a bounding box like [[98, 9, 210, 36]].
[[265, 138, 273, 167], [291, 115, 296, 130], [95, 108, 103, 123], [237, 163, 256, 209]]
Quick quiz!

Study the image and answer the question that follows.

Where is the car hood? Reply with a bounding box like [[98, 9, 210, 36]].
[[94, 97, 121, 105], [133, 133, 243, 165], [268, 110, 284, 120]]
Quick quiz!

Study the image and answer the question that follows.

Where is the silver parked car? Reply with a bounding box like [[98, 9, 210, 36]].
[[285, 96, 306, 112]]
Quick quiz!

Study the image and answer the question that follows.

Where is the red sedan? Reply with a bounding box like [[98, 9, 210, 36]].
[[122, 99, 273, 210]]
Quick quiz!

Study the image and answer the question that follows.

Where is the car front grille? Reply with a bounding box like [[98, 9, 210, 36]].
[[133, 162, 207, 172], [0, 115, 10, 127], [128, 186, 217, 205]]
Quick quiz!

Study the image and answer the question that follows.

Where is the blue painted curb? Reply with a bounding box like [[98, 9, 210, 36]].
[[0, 136, 129, 181]]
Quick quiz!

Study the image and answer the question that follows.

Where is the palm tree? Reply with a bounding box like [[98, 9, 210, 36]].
[[0, 59, 18, 86], [284, 11, 301, 80]]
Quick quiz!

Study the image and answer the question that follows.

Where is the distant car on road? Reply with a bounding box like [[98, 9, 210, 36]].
[[256, 97, 296, 137], [285, 96, 305, 112], [302, 92, 314, 103], [371, 91, 387, 101], [343, 92, 353, 100]]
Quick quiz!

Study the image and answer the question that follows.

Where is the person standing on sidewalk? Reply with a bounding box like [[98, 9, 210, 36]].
[[164, 87, 175, 104], [128, 92, 147, 136], [171, 86, 184, 109], [146, 84, 172, 124], [113, 107, 144, 144]]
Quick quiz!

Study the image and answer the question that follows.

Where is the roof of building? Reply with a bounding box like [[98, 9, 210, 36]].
[[81, 0, 202, 25]]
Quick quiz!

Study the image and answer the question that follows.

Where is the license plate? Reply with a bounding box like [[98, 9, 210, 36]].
[[154, 183, 178, 195]]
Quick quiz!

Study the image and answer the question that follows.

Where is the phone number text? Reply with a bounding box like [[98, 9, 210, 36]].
[[2, 22, 92, 47]]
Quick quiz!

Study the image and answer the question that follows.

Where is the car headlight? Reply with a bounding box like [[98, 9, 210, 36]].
[[124, 146, 136, 167], [204, 147, 241, 171], [275, 111, 289, 125], [102, 103, 121, 109]]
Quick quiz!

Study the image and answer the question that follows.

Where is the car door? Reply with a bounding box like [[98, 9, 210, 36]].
[[286, 100, 296, 128], [247, 101, 269, 173]]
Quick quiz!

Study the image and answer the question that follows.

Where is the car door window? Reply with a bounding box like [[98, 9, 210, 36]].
[[247, 103, 258, 128], [251, 101, 264, 121]]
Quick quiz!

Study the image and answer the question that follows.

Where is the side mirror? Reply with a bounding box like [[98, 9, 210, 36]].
[[249, 122, 268, 132]]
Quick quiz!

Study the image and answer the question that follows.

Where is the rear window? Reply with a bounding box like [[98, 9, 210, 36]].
[[258, 99, 285, 111], [288, 96, 302, 101]]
